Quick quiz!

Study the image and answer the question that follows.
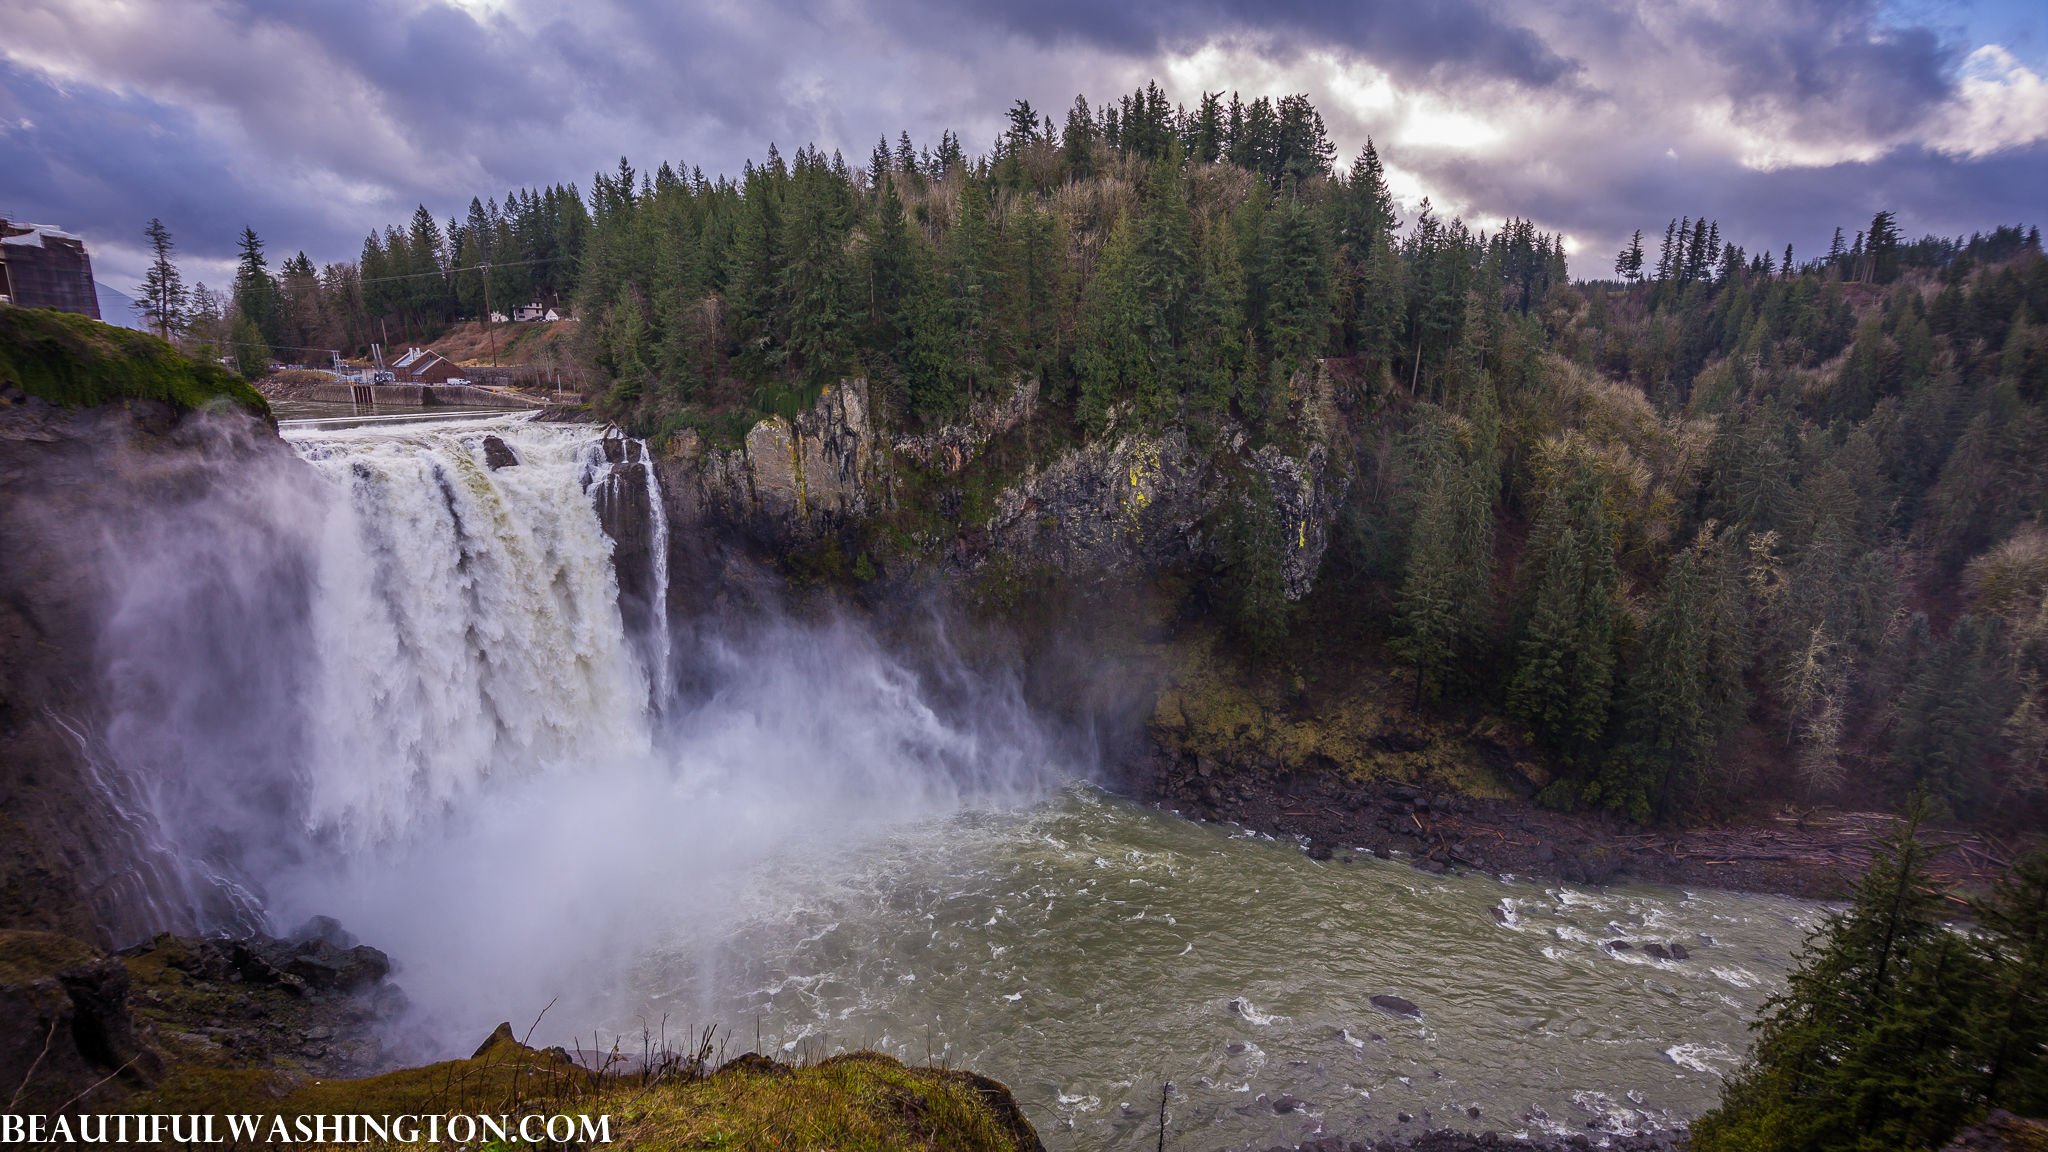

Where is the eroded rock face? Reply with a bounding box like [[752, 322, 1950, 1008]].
[[652, 372, 1349, 603], [986, 425, 1344, 600], [658, 378, 891, 550], [0, 398, 300, 947]]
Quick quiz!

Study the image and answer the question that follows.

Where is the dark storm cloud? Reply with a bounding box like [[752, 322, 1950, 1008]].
[[922, 0, 1581, 88], [0, 0, 2040, 287]]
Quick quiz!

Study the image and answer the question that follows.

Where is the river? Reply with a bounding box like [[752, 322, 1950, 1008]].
[[98, 412, 1818, 1150]]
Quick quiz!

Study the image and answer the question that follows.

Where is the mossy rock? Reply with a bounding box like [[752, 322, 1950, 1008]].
[[0, 928, 99, 984], [0, 306, 269, 415]]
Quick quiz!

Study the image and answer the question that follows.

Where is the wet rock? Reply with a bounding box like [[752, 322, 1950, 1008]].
[[1643, 943, 1671, 959], [283, 940, 390, 993], [1370, 994, 1422, 1019], [1669, 943, 1690, 960], [1273, 1094, 1311, 1114], [481, 435, 518, 469], [1605, 940, 1633, 952]]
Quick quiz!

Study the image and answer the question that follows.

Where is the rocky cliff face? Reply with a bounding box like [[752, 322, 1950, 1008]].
[[648, 370, 1350, 602], [0, 392, 294, 947]]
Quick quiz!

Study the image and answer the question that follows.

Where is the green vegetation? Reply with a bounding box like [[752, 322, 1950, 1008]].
[[1694, 800, 2048, 1151], [128, 82, 2048, 829], [0, 306, 268, 414], [144, 1033, 1037, 1152]]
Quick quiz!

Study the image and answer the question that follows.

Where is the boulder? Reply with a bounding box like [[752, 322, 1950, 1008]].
[[284, 941, 391, 993], [1370, 994, 1422, 1019], [481, 436, 519, 469]]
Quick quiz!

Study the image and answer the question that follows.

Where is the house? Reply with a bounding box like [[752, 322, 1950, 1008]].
[[512, 302, 547, 322], [0, 221, 101, 318], [389, 347, 461, 384]]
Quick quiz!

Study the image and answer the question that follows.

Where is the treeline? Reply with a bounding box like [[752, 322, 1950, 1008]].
[[1365, 211, 2047, 827]]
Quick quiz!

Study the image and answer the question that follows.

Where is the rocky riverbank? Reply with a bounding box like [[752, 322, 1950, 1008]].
[[1116, 740, 2017, 901]]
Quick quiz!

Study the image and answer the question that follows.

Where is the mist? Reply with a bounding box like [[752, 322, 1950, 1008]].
[[84, 413, 1073, 1054]]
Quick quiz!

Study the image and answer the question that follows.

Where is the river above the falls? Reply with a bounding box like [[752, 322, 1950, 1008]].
[[630, 785, 1819, 1151]]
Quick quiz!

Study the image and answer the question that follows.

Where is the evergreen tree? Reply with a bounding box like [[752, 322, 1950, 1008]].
[[1219, 473, 1289, 655], [137, 218, 187, 339], [1074, 212, 1149, 433], [727, 160, 787, 381], [781, 148, 854, 392], [1390, 407, 1496, 705], [1062, 96, 1096, 179], [1508, 462, 1619, 763], [1893, 615, 2009, 819], [1615, 229, 1645, 283], [1132, 151, 1194, 417], [1693, 798, 1975, 1152], [232, 226, 279, 351], [1259, 193, 1334, 374]]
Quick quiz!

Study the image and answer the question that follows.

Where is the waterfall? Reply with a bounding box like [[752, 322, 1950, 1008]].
[[84, 409, 1062, 1045], [285, 417, 652, 849], [639, 437, 672, 705]]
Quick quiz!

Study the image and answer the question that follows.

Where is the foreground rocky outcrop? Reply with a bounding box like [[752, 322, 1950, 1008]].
[[1942, 1110, 2048, 1151], [0, 930, 165, 1112]]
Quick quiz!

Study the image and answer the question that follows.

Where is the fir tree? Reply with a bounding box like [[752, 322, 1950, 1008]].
[[137, 219, 188, 339], [232, 226, 279, 351]]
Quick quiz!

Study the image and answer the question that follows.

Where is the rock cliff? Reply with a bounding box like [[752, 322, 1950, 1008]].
[[646, 370, 1349, 602], [0, 392, 295, 947]]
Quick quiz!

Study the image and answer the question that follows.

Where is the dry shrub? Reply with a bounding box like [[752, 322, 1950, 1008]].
[[1966, 525, 2048, 617]]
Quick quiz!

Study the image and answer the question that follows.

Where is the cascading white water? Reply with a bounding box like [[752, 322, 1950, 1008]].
[[287, 418, 651, 848], [638, 437, 673, 705], [91, 410, 1063, 1044]]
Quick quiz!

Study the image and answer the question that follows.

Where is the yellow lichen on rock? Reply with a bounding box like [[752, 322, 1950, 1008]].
[[1148, 631, 1532, 799]]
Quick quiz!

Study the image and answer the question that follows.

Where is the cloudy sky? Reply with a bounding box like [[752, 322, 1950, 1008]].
[[3, 0, 2043, 294]]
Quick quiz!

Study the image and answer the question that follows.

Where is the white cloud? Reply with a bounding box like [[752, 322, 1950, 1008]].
[[1936, 44, 2048, 156]]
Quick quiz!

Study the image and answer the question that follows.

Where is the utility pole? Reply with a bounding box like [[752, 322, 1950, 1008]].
[[481, 261, 497, 368]]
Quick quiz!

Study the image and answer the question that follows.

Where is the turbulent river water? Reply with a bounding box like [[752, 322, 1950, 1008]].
[[100, 412, 1820, 1150]]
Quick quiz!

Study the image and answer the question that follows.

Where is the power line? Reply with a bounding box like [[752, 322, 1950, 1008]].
[[354, 255, 564, 286]]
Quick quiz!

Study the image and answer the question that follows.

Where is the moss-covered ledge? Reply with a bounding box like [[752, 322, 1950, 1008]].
[[0, 305, 269, 416]]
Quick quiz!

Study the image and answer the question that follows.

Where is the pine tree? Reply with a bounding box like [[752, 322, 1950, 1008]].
[[1693, 797, 1973, 1152], [1219, 473, 1289, 656], [1508, 462, 1619, 762], [781, 149, 853, 393], [1390, 407, 1497, 706], [1133, 151, 1194, 417], [232, 226, 279, 351], [1075, 212, 1149, 433], [1614, 229, 1644, 283], [727, 161, 787, 381], [137, 218, 187, 339], [1259, 193, 1333, 374]]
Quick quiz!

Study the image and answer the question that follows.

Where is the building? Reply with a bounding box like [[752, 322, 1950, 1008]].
[[389, 346, 461, 384], [0, 221, 101, 319]]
